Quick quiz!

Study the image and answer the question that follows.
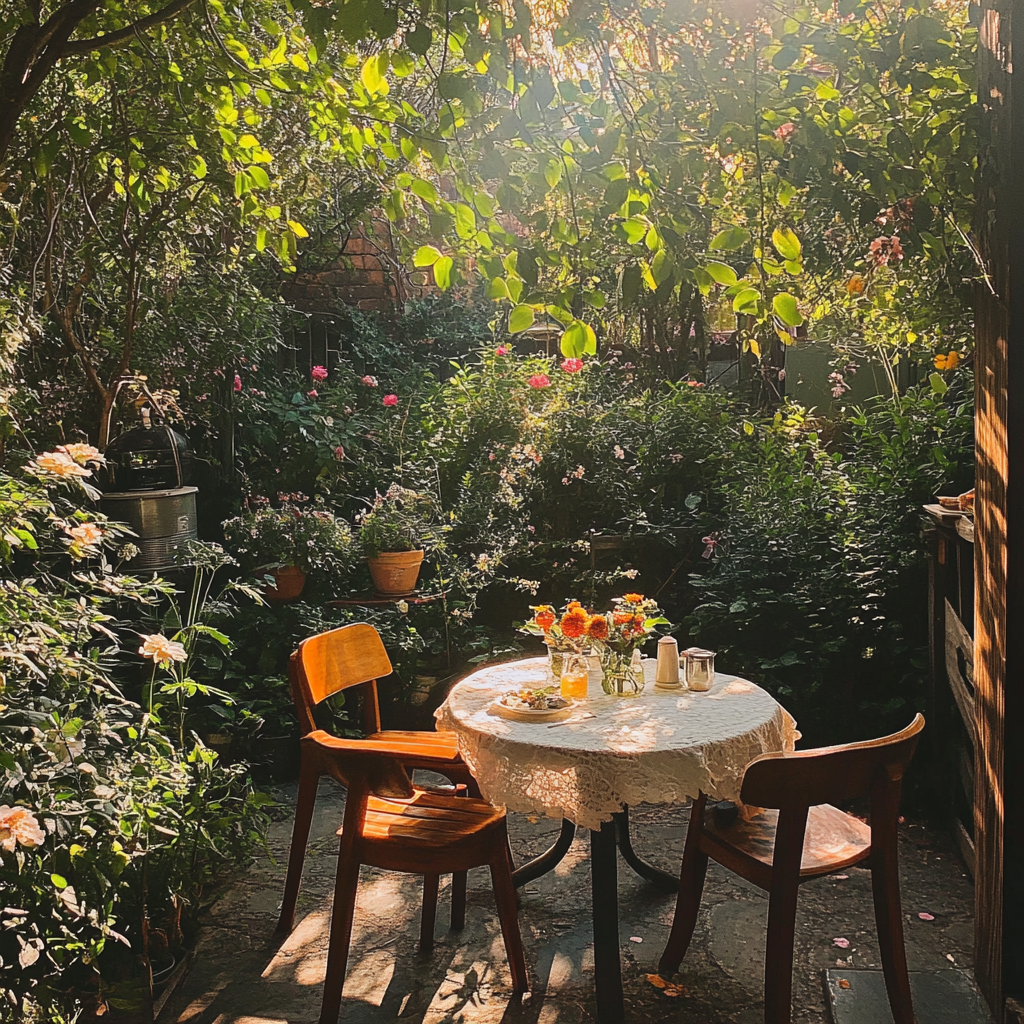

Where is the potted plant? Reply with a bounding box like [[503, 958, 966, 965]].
[[357, 484, 440, 596], [223, 494, 354, 601]]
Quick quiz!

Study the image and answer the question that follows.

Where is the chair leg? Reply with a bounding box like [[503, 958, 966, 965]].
[[276, 757, 319, 936], [490, 839, 529, 994], [450, 870, 467, 930], [319, 844, 361, 1024], [659, 793, 708, 976], [762, 808, 806, 1024], [420, 873, 440, 951], [871, 847, 916, 1023]]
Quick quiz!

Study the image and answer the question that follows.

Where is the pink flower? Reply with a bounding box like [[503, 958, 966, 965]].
[[361, 375, 379, 387], [311, 365, 328, 382], [561, 358, 584, 373], [774, 122, 796, 141], [528, 374, 551, 389], [496, 345, 509, 356], [868, 235, 904, 267], [383, 394, 399, 406], [0, 805, 45, 852], [233, 374, 242, 392], [686, 380, 705, 387], [334, 445, 345, 461], [307, 390, 318, 398]]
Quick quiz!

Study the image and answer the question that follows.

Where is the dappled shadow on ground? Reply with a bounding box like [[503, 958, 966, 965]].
[[164, 778, 975, 1024]]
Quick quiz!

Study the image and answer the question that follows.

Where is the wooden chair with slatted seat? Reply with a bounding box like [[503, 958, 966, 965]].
[[313, 736, 528, 1024], [275, 623, 478, 940], [658, 714, 925, 1024]]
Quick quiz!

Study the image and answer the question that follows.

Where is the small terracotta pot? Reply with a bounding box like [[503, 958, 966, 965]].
[[367, 549, 424, 596], [264, 565, 306, 602]]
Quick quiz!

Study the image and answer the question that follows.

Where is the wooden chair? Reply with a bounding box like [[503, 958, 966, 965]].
[[276, 623, 478, 939], [312, 735, 528, 1024], [659, 714, 925, 1024]]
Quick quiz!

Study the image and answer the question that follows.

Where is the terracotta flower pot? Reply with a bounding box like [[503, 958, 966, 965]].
[[367, 549, 424, 596], [263, 565, 306, 603]]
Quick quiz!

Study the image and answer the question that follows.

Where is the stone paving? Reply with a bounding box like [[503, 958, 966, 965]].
[[164, 777, 976, 1024]]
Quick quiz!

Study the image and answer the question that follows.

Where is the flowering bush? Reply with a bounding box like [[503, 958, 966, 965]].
[[222, 495, 355, 575], [0, 464, 269, 1015]]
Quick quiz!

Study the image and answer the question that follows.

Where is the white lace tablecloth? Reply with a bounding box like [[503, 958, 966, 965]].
[[435, 657, 800, 830]]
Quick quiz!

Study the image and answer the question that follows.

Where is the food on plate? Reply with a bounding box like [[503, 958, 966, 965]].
[[498, 687, 572, 712]]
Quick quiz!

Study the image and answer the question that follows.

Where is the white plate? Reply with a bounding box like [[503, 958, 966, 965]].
[[489, 696, 578, 722]]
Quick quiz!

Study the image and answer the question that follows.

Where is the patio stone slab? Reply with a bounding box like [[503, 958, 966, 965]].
[[825, 968, 994, 1023], [162, 777, 980, 1024]]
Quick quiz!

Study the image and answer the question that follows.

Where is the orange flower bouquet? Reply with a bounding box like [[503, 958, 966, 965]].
[[593, 594, 670, 696], [522, 601, 610, 678]]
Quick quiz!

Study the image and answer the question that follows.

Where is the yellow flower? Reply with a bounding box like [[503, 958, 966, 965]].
[[0, 805, 45, 852], [934, 351, 961, 371], [58, 443, 104, 466], [138, 634, 187, 666], [66, 523, 104, 547], [34, 452, 92, 478], [845, 274, 866, 296]]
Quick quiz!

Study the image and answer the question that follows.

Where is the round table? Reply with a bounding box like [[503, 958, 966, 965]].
[[435, 656, 799, 1023]]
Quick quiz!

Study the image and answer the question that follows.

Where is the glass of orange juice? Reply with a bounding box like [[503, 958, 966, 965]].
[[560, 653, 589, 700]]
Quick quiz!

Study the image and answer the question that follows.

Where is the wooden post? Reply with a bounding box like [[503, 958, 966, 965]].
[[974, 0, 1024, 1017]]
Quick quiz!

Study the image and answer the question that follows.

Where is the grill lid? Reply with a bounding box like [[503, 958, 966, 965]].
[[100, 386, 194, 492]]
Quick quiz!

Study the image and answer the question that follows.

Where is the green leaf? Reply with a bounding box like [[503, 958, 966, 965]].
[[486, 277, 510, 300], [544, 159, 563, 189], [772, 292, 803, 327], [51, 874, 68, 889], [248, 166, 270, 189], [455, 203, 476, 238], [733, 287, 761, 314], [287, 219, 309, 239], [929, 372, 949, 395], [705, 261, 738, 286], [411, 179, 438, 204], [709, 226, 751, 251], [433, 256, 453, 290], [622, 218, 648, 244], [406, 23, 432, 55], [361, 54, 387, 94], [508, 304, 535, 333], [414, 245, 441, 267], [771, 227, 802, 261], [561, 319, 596, 357]]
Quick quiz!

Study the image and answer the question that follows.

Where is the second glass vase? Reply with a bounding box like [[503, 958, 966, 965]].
[[601, 649, 644, 696]]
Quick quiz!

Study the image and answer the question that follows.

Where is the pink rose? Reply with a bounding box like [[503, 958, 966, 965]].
[[233, 374, 242, 392], [383, 394, 399, 406], [334, 445, 345, 461], [307, 390, 318, 398], [361, 375, 378, 387], [496, 345, 509, 356], [561, 358, 583, 373], [528, 374, 551, 389], [774, 122, 796, 140], [311, 365, 328, 382]]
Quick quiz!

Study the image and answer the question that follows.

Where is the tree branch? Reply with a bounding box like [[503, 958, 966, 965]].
[[63, 0, 199, 55]]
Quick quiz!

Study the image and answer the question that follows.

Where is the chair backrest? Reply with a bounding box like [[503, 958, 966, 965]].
[[290, 624, 394, 736], [740, 714, 925, 811]]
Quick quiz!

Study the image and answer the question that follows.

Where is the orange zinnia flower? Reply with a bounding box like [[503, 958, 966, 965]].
[[560, 608, 589, 639], [587, 615, 609, 641], [535, 608, 556, 631], [622, 593, 644, 605], [613, 612, 633, 626], [567, 601, 582, 611]]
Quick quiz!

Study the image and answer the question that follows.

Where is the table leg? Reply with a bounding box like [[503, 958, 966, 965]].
[[590, 820, 624, 1024], [511, 817, 576, 888], [613, 807, 680, 892]]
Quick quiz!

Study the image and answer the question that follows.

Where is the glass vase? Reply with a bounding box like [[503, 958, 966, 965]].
[[601, 649, 644, 697], [548, 644, 591, 681]]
